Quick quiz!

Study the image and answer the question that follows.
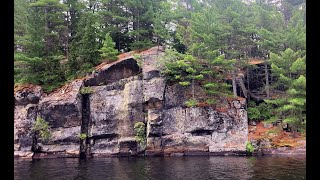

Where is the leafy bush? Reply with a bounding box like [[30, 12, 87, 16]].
[[32, 117, 51, 142], [179, 81, 191, 86], [246, 141, 255, 153], [206, 99, 217, 105], [129, 39, 153, 50], [134, 122, 146, 147], [248, 101, 273, 121], [248, 102, 261, 120], [257, 102, 273, 120], [78, 133, 87, 140], [80, 86, 94, 94], [185, 99, 198, 107]]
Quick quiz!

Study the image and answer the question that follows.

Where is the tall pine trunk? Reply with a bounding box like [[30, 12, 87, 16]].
[[265, 62, 270, 99], [232, 69, 237, 98]]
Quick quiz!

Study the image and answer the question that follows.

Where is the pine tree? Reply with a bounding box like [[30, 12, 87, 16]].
[[99, 33, 119, 62], [14, 0, 67, 92], [153, 1, 173, 50], [160, 49, 203, 101], [68, 13, 101, 77], [265, 48, 306, 131]]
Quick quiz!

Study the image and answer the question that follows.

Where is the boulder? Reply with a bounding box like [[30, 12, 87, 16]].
[[14, 85, 43, 105]]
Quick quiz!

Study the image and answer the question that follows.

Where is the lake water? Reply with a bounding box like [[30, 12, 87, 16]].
[[14, 156, 306, 180]]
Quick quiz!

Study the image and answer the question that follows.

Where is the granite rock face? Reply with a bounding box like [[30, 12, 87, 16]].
[[14, 47, 248, 158]]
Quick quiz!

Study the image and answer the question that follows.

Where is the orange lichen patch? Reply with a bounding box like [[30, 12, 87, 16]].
[[197, 102, 210, 107], [226, 96, 246, 102], [216, 106, 229, 113], [94, 46, 162, 71], [224, 142, 241, 148], [248, 58, 264, 65], [48, 79, 82, 99], [140, 46, 163, 55], [14, 83, 39, 94], [249, 122, 305, 148]]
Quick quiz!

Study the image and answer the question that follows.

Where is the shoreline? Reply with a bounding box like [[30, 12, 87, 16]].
[[14, 146, 306, 159]]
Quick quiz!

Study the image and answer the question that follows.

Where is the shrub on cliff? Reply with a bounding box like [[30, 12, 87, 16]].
[[80, 86, 94, 94], [32, 117, 51, 142], [246, 141, 255, 154], [134, 122, 146, 147]]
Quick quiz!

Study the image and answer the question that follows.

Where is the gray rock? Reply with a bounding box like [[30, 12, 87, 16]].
[[14, 104, 38, 147], [38, 80, 83, 128], [15, 85, 43, 105], [143, 78, 165, 103], [91, 139, 118, 155]]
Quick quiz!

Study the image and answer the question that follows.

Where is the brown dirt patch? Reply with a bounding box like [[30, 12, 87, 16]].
[[14, 83, 40, 94], [249, 122, 305, 148]]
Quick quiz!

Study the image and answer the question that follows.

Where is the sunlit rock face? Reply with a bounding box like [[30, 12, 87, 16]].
[[14, 47, 248, 158]]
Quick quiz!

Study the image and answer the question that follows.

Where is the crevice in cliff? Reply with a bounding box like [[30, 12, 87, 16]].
[[80, 93, 90, 159], [159, 82, 167, 149], [191, 129, 213, 136], [91, 133, 118, 140], [144, 98, 164, 109]]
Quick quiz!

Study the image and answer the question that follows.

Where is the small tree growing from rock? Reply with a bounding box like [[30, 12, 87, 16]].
[[32, 117, 51, 142], [134, 122, 146, 148], [99, 33, 119, 62], [246, 141, 255, 155], [32, 117, 52, 152]]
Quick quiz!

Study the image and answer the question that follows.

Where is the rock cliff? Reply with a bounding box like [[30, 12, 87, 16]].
[[14, 47, 248, 158]]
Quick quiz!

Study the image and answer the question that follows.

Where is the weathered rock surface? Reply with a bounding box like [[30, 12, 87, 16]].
[[14, 85, 43, 157], [15, 85, 43, 105], [38, 80, 83, 128], [14, 47, 249, 158]]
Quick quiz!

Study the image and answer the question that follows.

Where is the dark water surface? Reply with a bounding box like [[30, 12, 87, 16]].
[[14, 156, 305, 180]]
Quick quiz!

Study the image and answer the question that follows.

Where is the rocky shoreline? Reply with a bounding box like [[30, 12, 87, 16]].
[[14, 47, 305, 159], [15, 146, 306, 159]]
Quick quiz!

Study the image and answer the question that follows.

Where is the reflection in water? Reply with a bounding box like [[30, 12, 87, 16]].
[[14, 156, 305, 180]]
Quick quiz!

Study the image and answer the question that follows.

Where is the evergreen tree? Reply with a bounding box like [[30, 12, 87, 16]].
[[153, 1, 172, 49], [99, 33, 119, 62], [68, 13, 101, 77], [265, 48, 306, 131], [14, 0, 67, 92]]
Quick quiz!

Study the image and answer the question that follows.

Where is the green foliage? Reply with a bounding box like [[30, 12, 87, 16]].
[[205, 99, 217, 105], [14, 54, 65, 92], [246, 141, 255, 153], [99, 33, 119, 62], [154, 1, 172, 47], [32, 117, 51, 142], [248, 101, 273, 121], [78, 133, 87, 140], [130, 39, 154, 51], [185, 99, 198, 107], [160, 48, 233, 103], [266, 48, 306, 130], [179, 81, 191, 86], [248, 106, 261, 120], [80, 86, 94, 95], [68, 12, 101, 76], [134, 122, 146, 147]]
